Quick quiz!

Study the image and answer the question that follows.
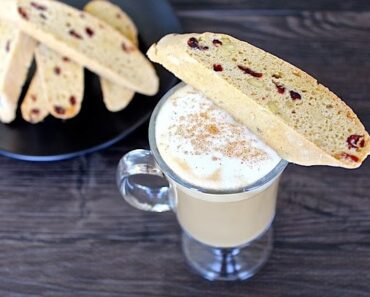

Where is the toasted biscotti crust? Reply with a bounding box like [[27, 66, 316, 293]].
[[84, 0, 136, 112], [0, 20, 36, 123], [147, 33, 370, 168], [0, 0, 158, 96]]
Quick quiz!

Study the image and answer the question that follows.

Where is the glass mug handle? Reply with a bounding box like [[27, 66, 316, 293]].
[[116, 149, 174, 212]]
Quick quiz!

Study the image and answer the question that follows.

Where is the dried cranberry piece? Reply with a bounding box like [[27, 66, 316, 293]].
[[347, 135, 365, 149], [187, 37, 209, 50], [237, 65, 263, 78], [31, 109, 40, 115], [5, 40, 10, 52], [54, 67, 61, 75], [69, 30, 83, 40], [188, 37, 199, 48], [212, 39, 223, 47], [273, 81, 285, 94], [30, 2, 47, 11], [213, 64, 223, 72], [70, 96, 77, 106], [54, 106, 66, 115], [337, 153, 359, 163], [18, 7, 29, 20], [289, 90, 301, 100], [85, 27, 94, 37]]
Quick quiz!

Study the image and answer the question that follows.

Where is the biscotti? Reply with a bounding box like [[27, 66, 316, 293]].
[[35, 44, 84, 120], [21, 72, 49, 123], [0, 0, 158, 96], [84, 0, 136, 112], [84, 0, 138, 46], [99, 81, 135, 112], [0, 20, 36, 123], [147, 33, 370, 168]]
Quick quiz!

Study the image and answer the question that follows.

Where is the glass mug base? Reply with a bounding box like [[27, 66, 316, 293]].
[[182, 226, 273, 281]]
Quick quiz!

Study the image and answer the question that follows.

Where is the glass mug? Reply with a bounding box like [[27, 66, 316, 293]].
[[117, 83, 288, 281]]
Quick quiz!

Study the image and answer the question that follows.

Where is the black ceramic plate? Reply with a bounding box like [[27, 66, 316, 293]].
[[0, 0, 181, 161]]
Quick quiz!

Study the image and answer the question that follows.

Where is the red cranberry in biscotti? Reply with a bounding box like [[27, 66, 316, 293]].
[[237, 65, 263, 78]]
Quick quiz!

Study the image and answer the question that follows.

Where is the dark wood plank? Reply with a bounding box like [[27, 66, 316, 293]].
[[1, 149, 370, 296], [1, 4, 370, 297], [169, 0, 370, 11]]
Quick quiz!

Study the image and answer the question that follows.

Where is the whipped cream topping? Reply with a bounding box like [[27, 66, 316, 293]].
[[155, 84, 281, 190]]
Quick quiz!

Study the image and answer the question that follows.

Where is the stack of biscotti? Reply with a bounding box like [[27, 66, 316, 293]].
[[0, 0, 159, 124], [147, 33, 370, 168]]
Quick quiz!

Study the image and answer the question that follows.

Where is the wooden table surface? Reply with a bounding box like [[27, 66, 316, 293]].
[[0, 0, 370, 296]]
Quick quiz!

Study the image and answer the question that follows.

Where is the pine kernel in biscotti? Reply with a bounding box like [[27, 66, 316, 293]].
[[292, 70, 301, 77], [272, 72, 283, 79], [285, 101, 294, 109], [247, 78, 264, 88]]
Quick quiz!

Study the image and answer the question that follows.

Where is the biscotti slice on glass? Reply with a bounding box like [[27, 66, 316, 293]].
[[0, 0, 158, 96], [35, 44, 84, 120], [21, 72, 49, 123], [147, 33, 370, 168], [0, 20, 36, 123], [84, 0, 137, 112]]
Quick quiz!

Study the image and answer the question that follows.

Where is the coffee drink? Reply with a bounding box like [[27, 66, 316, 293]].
[[155, 84, 283, 247]]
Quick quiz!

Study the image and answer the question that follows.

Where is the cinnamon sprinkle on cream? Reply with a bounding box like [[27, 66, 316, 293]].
[[155, 84, 281, 190]]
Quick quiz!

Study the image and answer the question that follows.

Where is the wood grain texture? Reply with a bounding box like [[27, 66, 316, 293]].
[[170, 0, 370, 11], [0, 2, 370, 296]]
